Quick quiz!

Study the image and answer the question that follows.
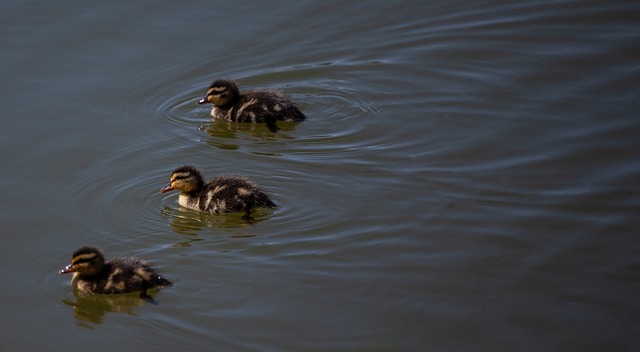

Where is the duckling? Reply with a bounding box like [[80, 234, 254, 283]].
[[160, 165, 276, 221], [59, 246, 172, 299], [197, 79, 305, 132]]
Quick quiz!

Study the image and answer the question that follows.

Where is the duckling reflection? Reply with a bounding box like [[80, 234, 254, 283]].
[[197, 79, 305, 132], [59, 246, 172, 299], [160, 206, 261, 237], [202, 118, 296, 147], [61, 292, 147, 326], [160, 165, 276, 221]]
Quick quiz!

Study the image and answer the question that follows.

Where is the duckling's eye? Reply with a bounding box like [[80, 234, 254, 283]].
[[171, 172, 191, 182], [72, 258, 92, 265], [72, 253, 99, 265], [208, 87, 227, 96]]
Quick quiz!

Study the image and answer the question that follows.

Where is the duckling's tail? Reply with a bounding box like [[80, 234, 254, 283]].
[[255, 192, 276, 209]]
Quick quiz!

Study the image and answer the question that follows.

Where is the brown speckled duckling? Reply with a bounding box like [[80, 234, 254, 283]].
[[160, 165, 276, 220], [197, 79, 305, 131], [59, 246, 172, 298]]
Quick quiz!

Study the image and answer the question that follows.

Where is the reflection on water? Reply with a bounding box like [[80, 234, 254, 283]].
[[160, 206, 271, 236], [61, 293, 149, 328], [200, 120, 298, 150]]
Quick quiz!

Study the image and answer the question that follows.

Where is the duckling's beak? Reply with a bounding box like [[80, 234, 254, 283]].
[[196, 96, 208, 104], [59, 264, 75, 275], [160, 183, 175, 193]]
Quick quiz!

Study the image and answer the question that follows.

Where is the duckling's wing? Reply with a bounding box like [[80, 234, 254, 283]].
[[113, 257, 172, 289]]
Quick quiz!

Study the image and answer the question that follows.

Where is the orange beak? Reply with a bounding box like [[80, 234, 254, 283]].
[[160, 183, 175, 193], [59, 264, 75, 275]]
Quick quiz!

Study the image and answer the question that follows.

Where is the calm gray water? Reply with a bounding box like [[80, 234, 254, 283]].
[[1, 0, 639, 351]]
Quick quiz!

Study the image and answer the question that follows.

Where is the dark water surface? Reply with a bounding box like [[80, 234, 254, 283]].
[[1, 1, 639, 351]]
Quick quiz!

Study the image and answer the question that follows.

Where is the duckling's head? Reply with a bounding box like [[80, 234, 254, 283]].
[[160, 165, 204, 194], [196, 79, 240, 107], [59, 246, 106, 277]]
